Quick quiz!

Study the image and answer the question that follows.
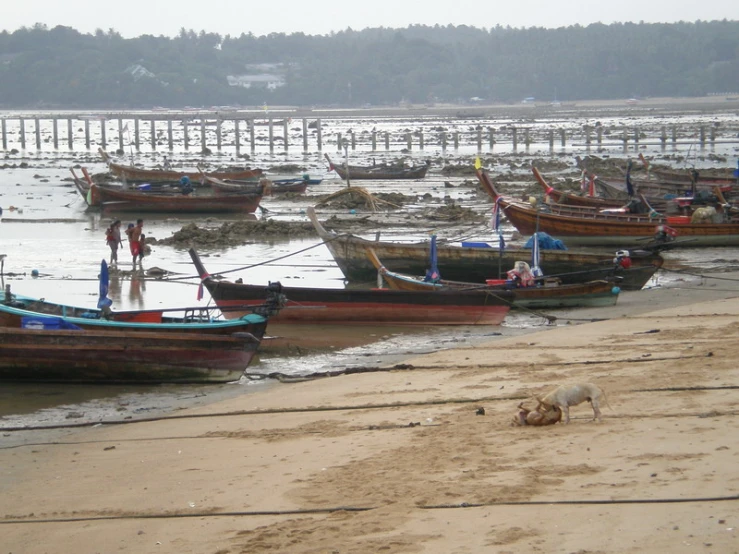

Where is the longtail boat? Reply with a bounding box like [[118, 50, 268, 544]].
[[78, 180, 265, 213], [190, 249, 513, 327], [477, 168, 739, 247], [366, 249, 620, 310], [99, 148, 263, 182], [307, 207, 663, 290], [325, 154, 430, 180], [0, 326, 261, 383]]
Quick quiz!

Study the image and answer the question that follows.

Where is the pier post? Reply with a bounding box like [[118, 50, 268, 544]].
[[699, 126, 706, 145], [671, 125, 677, 145], [34, 118, 41, 150], [405, 132, 412, 151], [150, 120, 156, 150], [476, 127, 482, 152], [597, 126, 603, 147], [489, 127, 495, 150], [633, 127, 639, 145], [234, 120, 241, 155], [267, 119, 274, 153], [302, 118, 308, 153], [441, 132, 447, 153], [710, 126, 716, 143], [167, 120, 173, 151], [418, 131, 424, 150], [84, 119, 91, 149], [349, 130, 355, 150], [134, 118, 140, 151], [524, 128, 531, 148], [511, 127, 517, 150], [200, 120, 206, 153], [118, 119, 124, 152], [371, 129, 377, 151], [661, 126, 667, 149], [52, 119, 58, 150], [67, 119, 73, 150], [622, 129, 629, 150], [19, 118, 26, 150], [548, 129, 554, 150], [336, 133, 343, 152], [249, 120, 255, 154], [316, 119, 322, 151], [216, 119, 222, 151], [559, 128, 566, 147], [283, 119, 289, 152], [183, 120, 189, 151], [1, 119, 6, 151], [384, 132, 390, 151], [453, 131, 459, 150], [584, 125, 591, 146], [100, 119, 107, 151]]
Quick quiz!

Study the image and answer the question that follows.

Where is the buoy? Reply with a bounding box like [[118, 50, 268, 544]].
[[349, 209, 357, 214], [31, 269, 39, 277], [611, 286, 621, 295]]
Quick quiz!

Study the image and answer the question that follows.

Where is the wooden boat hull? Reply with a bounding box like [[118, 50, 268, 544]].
[[367, 249, 619, 309], [325, 154, 429, 180], [0, 292, 271, 338], [190, 249, 512, 326], [0, 327, 260, 383], [307, 208, 663, 290], [88, 183, 263, 213], [100, 148, 262, 183], [478, 168, 739, 247]]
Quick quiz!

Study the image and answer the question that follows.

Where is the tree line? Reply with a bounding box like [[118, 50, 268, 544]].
[[0, 21, 737, 109]]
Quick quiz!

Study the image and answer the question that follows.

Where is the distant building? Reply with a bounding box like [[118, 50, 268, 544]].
[[227, 62, 291, 90]]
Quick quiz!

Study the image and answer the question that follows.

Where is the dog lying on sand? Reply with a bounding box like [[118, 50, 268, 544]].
[[537, 383, 609, 424], [513, 401, 562, 426]]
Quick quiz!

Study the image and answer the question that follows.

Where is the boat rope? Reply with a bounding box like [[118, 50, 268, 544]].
[[3, 494, 738, 525], [0, 357, 719, 434], [163, 236, 344, 282], [658, 267, 739, 282]]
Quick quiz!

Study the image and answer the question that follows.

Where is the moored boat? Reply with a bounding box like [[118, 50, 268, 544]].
[[0, 326, 261, 383], [189, 248, 514, 327], [366, 249, 621, 310], [325, 154, 430, 180], [306, 207, 663, 290], [99, 148, 263, 183]]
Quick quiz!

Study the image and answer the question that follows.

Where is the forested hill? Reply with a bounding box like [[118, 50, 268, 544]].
[[0, 21, 737, 109]]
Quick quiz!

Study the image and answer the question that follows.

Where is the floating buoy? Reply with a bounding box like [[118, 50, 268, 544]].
[[611, 286, 621, 295]]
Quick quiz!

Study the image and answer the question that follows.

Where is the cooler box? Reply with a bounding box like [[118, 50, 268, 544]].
[[666, 216, 691, 225]]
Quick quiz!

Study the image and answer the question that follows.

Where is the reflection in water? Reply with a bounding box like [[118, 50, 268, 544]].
[[129, 274, 146, 309]]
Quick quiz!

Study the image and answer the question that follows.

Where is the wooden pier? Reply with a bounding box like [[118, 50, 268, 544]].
[[1, 109, 738, 155]]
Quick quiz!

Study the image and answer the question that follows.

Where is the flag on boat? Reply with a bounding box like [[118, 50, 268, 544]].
[[423, 234, 440, 282], [98, 259, 112, 310], [626, 161, 635, 196], [491, 197, 502, 232], [530, 233, 543, 278]]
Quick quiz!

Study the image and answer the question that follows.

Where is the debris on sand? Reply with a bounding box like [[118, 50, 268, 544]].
[[153, 220, 317, 249]]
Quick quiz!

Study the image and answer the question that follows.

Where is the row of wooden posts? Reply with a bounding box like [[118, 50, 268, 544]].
[[0, 116, 732, 153]]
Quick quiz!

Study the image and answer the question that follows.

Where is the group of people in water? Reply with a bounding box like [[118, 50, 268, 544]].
[[105, 218, 146, 269]]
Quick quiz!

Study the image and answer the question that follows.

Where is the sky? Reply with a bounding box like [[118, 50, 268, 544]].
[[4, 0, 739, 38]]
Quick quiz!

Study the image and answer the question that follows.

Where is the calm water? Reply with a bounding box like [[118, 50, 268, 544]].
[[1, 107, 739, 431]]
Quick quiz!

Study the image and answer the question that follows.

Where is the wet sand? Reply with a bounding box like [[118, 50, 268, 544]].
[[2, 270, 739, 553]]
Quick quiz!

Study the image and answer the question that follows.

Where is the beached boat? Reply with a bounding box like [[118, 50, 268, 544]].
[[77, 180, 265, 213], [477, 168, 739, 247], [306, 207, 663, 290], [365, 249, 621, 310], [0, 326, 261, 383], [0, 286, 283, 338], [203, 174, 311, 195], [325, 154, 430, 180], [99, 148, 263, 183], [190, 249, 514, 326]]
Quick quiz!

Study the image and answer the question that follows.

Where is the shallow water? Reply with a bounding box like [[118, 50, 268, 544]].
[[2, 107, 739, 430]]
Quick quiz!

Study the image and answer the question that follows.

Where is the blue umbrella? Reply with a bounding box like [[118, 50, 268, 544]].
[[98, 259, 113, 310], [424, 234, 440, 282]]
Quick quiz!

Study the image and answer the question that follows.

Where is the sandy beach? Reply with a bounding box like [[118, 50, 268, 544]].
[[2, 270, 739, 553]]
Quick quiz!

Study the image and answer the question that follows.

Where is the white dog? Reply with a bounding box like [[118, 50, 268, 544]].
[[536, 383, 609, 424]]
